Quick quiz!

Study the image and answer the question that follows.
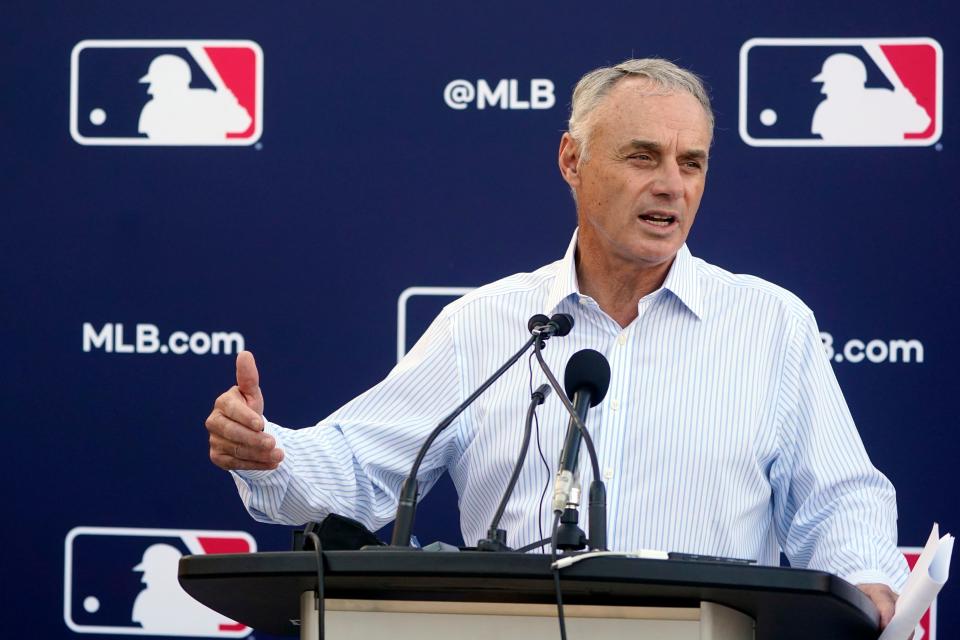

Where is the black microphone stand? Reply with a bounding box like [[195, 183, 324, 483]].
[[386, 316, 563, 548], [533, 341, 608, 552]]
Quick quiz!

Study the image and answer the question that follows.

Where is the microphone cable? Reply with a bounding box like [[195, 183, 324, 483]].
[[529, 351, 553, 553], [492, 351, 553, 555], [550, 510, 568, 640], [533, 333, 590, 640], [302, 531, 325, 640], [533, 335, 602, 497], [482, 381, 551, 547]]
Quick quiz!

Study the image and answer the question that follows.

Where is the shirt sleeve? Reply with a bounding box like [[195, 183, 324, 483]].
[[769, 310, 909, 591], [231, 309, 464, 533]]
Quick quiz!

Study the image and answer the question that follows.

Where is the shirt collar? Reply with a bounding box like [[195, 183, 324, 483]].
[[544, 230, 582, 313], [662, 243, 704, 320], [545, 228, 704, 320]]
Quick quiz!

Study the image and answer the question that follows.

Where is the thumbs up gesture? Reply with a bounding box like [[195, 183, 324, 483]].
[[205, 351, 284, 471]]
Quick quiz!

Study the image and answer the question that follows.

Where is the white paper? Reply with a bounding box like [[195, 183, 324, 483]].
[[878, 523, 954, 640]]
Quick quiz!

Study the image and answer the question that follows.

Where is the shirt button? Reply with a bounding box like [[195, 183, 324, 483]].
[[617, 333, 626, 346], [610, 399, 620, 411], [603, 467, 614, 481], [578, 297, 588, 305]]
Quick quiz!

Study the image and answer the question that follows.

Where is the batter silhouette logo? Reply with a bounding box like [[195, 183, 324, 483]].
[[70, 40, 263, 146], [739, 38, 942, 147], [64, 526, 256, 637]]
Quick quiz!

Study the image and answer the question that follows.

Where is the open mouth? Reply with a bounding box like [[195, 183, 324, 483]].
[[638, 213, 677, 227]]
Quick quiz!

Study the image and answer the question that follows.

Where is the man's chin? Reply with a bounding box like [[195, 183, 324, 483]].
[[624, 237, 684, 267]]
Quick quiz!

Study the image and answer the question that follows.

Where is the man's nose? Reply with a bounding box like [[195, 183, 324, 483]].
[[651, 161, 685, 200]]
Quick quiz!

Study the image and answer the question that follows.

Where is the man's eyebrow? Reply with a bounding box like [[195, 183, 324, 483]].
[[618, 139, 709, 161], [681, 148, 709, 162], [619, 139, 662, 154]]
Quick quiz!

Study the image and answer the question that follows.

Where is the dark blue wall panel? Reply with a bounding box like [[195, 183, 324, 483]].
[[3, 2, 955, 638]]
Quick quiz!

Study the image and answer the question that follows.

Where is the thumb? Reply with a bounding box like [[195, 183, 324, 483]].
[[235, 351, 264, 413]]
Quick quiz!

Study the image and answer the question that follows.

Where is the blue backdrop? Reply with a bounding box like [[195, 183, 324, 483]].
[[3, 1, 956, 638]]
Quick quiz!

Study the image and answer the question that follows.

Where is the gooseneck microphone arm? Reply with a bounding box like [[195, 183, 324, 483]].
[[534, 346, 610, 551], [532, 342, 602, 486], [389, 315, 567, 547]]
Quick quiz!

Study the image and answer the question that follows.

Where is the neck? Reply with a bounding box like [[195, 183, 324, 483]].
[[576, 246, 675, 329]]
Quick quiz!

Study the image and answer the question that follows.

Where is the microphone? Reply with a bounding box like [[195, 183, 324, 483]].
[[388, 315, 572, 548], [552, 349, 610, 513], [527, 314, 550, 334], [546, 313, 574, 337], [529, 313, 574, 338]]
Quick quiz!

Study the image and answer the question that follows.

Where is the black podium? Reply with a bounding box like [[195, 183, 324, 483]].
[[179, 550, 880, 639]]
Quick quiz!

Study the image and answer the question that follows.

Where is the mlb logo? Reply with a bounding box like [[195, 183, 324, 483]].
[[64, 526, 256, 637], [70, 39, 263, 146], [739, 38, 942, 147], [397, 287, 473, 361], [901, 546, 937, 640]]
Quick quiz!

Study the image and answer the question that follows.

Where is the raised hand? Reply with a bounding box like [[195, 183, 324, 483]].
[[205, 351, 283, 471]]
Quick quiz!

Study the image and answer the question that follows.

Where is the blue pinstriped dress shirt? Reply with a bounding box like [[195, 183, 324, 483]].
[[234, 230, 909, 589]]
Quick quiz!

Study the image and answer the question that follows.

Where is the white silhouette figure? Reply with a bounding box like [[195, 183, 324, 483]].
[[811, 53, 930, 144], [131, 544, 228, 635], [138, 55, 252, 142]]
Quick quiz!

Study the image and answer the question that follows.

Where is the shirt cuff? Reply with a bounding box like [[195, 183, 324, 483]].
[[843, 569, 899, 592]]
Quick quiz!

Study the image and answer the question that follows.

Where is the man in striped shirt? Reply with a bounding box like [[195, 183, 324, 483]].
[[205, 58, 908, 629]]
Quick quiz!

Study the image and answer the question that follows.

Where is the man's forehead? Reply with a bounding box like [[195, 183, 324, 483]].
[[595, 78, 712, 146], [614, 76, 677, 99]]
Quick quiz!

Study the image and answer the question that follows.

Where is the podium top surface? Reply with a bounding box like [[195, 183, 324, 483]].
[[179, 549, 879, 639]]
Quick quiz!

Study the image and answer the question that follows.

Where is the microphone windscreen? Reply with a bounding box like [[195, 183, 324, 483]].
[[550, 313, 574, 337], [527, 314, 550, 334], [563, 349, 611, 406]]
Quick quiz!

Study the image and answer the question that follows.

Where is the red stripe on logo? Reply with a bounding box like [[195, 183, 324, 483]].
[[880, 44, 937, 139], [903, 551, 934, 638], [197, 536, 251, 554], [205, 47, 257, 139]]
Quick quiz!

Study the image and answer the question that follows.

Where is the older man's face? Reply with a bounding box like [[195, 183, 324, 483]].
[[560, 78, 712, 270]]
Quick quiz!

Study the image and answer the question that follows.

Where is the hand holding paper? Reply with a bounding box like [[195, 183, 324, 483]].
[[878, 523, 954, 640]]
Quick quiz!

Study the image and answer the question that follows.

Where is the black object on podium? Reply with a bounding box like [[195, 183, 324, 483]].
[[179, 550, 880, 639]]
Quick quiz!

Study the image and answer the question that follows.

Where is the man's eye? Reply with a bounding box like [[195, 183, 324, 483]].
[[684, 161, 702, 169], [629, 154, 652, 161]]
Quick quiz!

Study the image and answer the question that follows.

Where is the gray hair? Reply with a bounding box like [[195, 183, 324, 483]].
[[567, 58, 714, 159]]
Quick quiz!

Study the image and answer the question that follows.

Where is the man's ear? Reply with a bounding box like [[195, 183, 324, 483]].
[[558, 133, 582, 188]]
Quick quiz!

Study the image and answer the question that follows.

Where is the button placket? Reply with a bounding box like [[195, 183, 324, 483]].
[[598, 328, 631, 543]]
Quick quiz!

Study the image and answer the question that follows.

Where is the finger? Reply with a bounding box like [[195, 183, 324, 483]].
[[210, 433, 283, 464], [879, 605, 893, 629], [206, 412, 274, 450], [858, 584, 897, 629], [217, 387, 264, 431], [235, 351, 263, 409], [210, 449, 280, 472], [878, 592, 896, 629]]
